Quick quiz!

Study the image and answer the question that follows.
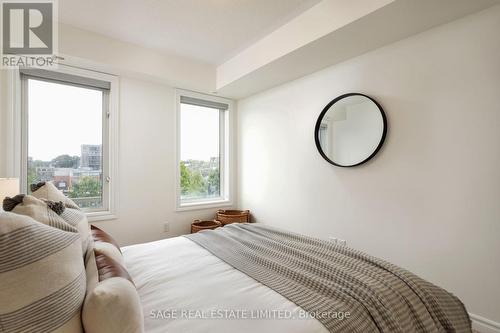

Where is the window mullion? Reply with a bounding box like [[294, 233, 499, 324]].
[[101, 91, 110, 212], [219, 109, 225, 200], [20, 77, 29, 194]]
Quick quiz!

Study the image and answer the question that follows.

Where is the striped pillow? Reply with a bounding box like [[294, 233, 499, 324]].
[[31, 181, 80, 210], [0, 212, 86, 333], [3, 194, 92, 260], [30, 182, 93, 261], [60, 207, 93, 261], [3, 195, 77, 233]]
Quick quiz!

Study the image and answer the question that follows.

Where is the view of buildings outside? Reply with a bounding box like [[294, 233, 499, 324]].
[[27, 78, 104, 210], [28, 144, 103, 209]]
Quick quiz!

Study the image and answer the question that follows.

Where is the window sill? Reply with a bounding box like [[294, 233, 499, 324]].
[[86, 211, 118, 222], [176, 199, 233, 212]]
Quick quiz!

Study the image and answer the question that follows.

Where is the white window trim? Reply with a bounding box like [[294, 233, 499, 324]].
[[10, 64, 120, 222], [175, 89, 235, 211]]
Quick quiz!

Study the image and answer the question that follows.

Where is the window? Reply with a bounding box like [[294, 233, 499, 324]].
[[20, 66, 119, 220], [177, 90, 232, 209]]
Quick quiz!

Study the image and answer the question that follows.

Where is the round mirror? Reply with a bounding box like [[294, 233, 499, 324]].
[[315, 93, 387, 167]]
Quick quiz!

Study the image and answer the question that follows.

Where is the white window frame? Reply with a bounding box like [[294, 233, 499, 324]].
[[175, 89, 234, 211], [11, 64, 120, 222]]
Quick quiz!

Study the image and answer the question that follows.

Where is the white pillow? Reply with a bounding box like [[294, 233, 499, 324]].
[[82, 251, 144, 333]]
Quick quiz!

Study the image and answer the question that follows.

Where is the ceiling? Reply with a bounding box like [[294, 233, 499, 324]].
[[59, 0, 321, 65]]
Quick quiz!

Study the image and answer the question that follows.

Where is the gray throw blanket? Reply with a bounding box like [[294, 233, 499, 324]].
[[185, 223, 471, 333]]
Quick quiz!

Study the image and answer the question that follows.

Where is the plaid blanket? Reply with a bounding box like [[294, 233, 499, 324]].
[[185, 224, 471, 333]]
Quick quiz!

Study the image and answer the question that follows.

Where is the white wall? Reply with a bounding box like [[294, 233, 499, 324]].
[[237, 5, 500, 326], [0, 25, 232, 246], [0, 71, 231, 246], [90, 77, 232, 245], [216, 0, 394, 88], [58, 24, 215, 93]]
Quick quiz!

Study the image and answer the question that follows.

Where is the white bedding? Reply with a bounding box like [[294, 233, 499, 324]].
[[122, 236, 327, 333]]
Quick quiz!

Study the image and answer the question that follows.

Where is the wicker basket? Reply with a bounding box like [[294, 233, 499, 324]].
[[191, 220, 221, 233], [215, 209, 250, 226]]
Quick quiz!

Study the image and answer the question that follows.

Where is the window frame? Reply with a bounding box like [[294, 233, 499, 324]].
[[14, 64, 120, 222], [175, 89, 234, 211]]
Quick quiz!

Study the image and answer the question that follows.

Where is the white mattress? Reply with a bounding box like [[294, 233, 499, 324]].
[[122, 236, 327, 333]]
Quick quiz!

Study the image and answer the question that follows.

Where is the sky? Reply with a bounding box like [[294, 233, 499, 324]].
[[28, 78, 220, 162], [28, 79, 102, 161], [180, 104, 219, 161]]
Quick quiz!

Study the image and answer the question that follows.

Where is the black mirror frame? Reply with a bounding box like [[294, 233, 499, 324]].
[[314, 93, 387, 168]]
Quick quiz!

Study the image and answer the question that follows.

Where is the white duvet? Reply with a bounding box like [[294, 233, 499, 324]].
[[122, 236, 327, 333]]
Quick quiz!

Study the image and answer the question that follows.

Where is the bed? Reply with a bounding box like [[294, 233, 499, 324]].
[[122, 223, 472, 333]]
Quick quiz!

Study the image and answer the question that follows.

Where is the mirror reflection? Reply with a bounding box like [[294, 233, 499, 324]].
[[316, 94, 386, 167]]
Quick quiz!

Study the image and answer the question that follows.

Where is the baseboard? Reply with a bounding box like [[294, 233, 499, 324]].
[[471, 313, 500, 333]]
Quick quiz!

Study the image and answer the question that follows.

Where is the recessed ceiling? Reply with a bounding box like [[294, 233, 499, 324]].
[[58, 0, 321, 65]]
